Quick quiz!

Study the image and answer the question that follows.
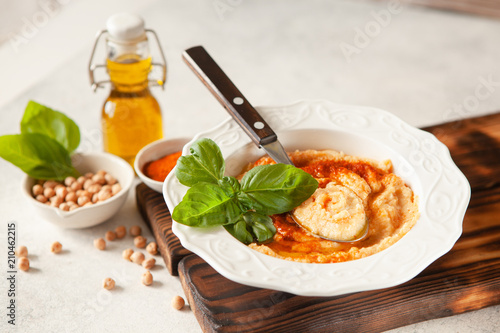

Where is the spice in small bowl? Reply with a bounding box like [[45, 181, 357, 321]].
[[134, 138, 190, 192]]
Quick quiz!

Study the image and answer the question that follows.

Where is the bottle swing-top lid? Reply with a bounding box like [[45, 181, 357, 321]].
[[106, 13, 146, 44]]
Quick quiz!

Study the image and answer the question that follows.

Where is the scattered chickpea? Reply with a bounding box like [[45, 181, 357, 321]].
[[130, 252, 145, 265], [32, 184, 43, 196], [44, 187, 56, 199], [15, 245, 28, 258], [115, 226, 126, 239], [51, 241, 63, 253], [171, 295, 185, 310], [103, 277, 115, 290], [18, 257, 30, 271], [142, 258, 156, 269], [94, 238, 106, 250], [36, 194, 48, 203], [134, 236, 147, 248], [141, 271, 153, 286], [129, 225, 141, 237], [105, 231, 116, 241], [122, 248, 134, 261], [64, 176, 76, 186], [146, 242, 158, 255]]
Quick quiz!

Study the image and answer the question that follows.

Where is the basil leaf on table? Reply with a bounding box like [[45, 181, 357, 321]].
[[175, 138, 225, 187], [21, 101, 81, 153], [172, 183, 243, 227], [238, 164, 319, 215], [0, 133, 79, 180]]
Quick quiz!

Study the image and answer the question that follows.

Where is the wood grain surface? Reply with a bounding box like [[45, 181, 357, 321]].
[[137, 112, 500, 332]]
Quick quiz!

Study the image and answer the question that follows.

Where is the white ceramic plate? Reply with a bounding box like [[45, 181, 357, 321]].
[[163, 100, 470, 296]]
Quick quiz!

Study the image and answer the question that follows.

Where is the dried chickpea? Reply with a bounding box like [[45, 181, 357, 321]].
[[142, 258, 156, 269], [104, 174, 117, 185], [43, 180, 58, 189], [83, 202, 93, 207], [32, 184, 43, 196], [171, 296, 185, 310], [36, 194, 48, 203], [94, 238, 106, 250], [64, 176, 76, 186], [96, 170, 107, 177], [77, 176, 86, 184], [51, 241, 63, 253], [103, 277, 115, 290], [115, 226, 126, 239], [83, 179, 94, 190], [50, 195, 63, 206], [84, 172, 94, 178], [59, 202, 70, 211], [146, 242, 158, 255], [91, 193, 98, 203], [101, 184, 112, 193], [71, 181, 83, 191], [55, 186, 68, 199], [134, 236, 147, 248], [122, 248, 134, 261], [88, 184, 102, 194], [141, 270, 153, 286], [78, 195, 90, 206], [69, 203, 79, 211], [18, 257, 30, 271], [105, 231, 116, 241], [130, 252, 145, 265], [92, 174, 106, 185], [44, 187, 55, 199], [111, 183, 122, 195], [66, 191, 77, 203], [129, 225, 141, 237], [97, 188, 112, 202], [15, 245, 28, 258]]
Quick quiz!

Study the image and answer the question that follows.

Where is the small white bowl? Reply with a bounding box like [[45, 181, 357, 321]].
[[134, 137, 190, 192], [22, 151, 134, 229]]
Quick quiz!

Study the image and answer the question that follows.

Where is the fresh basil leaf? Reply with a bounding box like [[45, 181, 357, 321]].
[[175, 138, 225, 187], [172, 182, 243, 227], [218, 176, 241, 198], [224, 220, 254, 245], [244, 212, 276, 242], [238, 164, 318, 215], [21, 101, 80, 153], [0, 133, 79, 180]]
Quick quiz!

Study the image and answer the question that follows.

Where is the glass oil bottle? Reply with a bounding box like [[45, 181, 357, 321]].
[[88, 13, 167, 166]]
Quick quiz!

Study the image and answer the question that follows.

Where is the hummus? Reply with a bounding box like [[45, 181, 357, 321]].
[[242, 150, 419, 263]]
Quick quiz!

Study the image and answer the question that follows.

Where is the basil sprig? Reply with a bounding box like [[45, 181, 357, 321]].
[[0, 101, 80, 180], [172, 138, 318, 244]]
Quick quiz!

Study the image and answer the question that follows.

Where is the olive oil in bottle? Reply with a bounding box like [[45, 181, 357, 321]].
[[89, 13, 166, 166]]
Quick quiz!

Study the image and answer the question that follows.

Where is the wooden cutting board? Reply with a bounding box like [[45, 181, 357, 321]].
[[136, 112, 500, 332]]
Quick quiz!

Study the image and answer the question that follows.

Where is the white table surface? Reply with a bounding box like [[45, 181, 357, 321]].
[[1, 0, 499, 332]]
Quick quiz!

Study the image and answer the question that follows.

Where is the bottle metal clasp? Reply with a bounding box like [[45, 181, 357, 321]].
[[88, 29, 167, 92]]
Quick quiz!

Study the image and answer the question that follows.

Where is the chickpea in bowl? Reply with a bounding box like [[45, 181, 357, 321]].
[[22, 152, 134, 229]]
